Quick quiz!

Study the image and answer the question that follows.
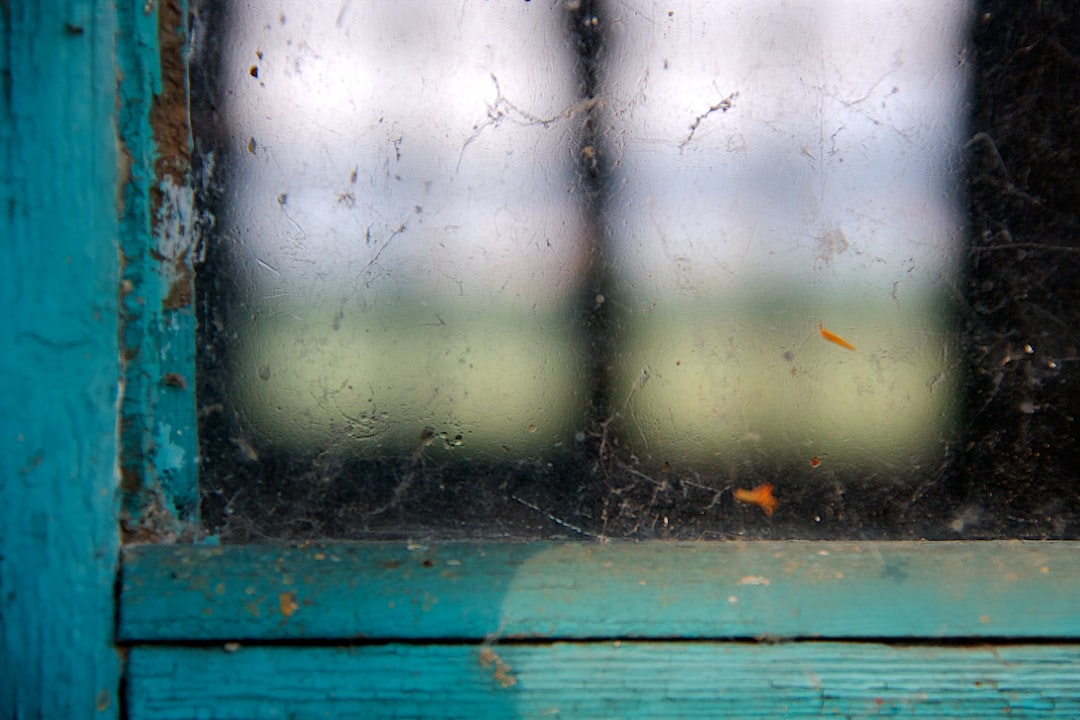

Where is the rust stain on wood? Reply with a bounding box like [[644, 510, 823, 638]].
[[151, 0, 195, 311], [161, 250, 193, 310], [150, 0, 191, 206], [478, 647, 518, 689], [279, 592, 299, 618]]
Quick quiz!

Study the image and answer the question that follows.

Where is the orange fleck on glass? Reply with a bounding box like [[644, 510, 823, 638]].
[[817, 322, 856, 351], [733, 483, 778, 516]]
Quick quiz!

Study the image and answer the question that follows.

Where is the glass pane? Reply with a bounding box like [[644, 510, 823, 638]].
[[193, 0, 1080, 541], [602, 2, 964, 473]]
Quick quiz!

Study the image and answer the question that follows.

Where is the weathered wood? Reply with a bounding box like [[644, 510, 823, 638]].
[[120, 541, 1079, 642], [116, 0, 199, 533], [0, 4, 121, 717], [125, 642, 1080, 719]]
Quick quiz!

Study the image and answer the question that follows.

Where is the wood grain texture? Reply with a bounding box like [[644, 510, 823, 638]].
[[125, 642, 1080, 719], [120, 541, 1079, 642], [116, 0, 199, 534], [0, 3, 121, 717]]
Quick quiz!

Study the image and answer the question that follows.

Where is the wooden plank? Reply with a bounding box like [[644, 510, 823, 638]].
[[115, 0, 200, 533], [0, 3, 121, 717], [125, 642, 1080, 719], [120, 541, 1079, 642]]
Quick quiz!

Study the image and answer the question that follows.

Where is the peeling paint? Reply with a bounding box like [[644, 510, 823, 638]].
[[278, 592, 299, 618], [117, 0, 199, 530], [479, 647, 518, 689]]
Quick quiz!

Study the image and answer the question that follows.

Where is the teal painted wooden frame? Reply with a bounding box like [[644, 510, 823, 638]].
[[115, 0, 200, 536], [2, 3, 123, 717], [118, 541, 1080, 717], [3, 3, 1080, 718]]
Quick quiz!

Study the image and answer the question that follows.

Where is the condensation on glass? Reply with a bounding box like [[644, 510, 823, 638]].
[[193, 0, 1080, 541]]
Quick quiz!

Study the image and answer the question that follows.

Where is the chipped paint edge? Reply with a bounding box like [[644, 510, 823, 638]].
[[116, 0, 201, 538]]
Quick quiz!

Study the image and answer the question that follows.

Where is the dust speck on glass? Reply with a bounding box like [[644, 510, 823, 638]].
[[192, 0, 1080, 541]]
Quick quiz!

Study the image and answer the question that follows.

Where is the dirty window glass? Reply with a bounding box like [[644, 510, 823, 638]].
[[193, 0, 1080, 541]]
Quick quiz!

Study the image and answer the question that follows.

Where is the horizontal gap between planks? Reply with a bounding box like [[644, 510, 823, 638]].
[[117, 636, 1080, 649]]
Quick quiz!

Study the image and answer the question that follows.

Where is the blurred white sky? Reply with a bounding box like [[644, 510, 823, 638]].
[[602, 0, 969, 298], [218, 0, 969, 308], [220, 1, 585, 310]]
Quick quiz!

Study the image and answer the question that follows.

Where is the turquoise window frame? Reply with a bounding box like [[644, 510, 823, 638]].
[[3, 3, 1079, 718]]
